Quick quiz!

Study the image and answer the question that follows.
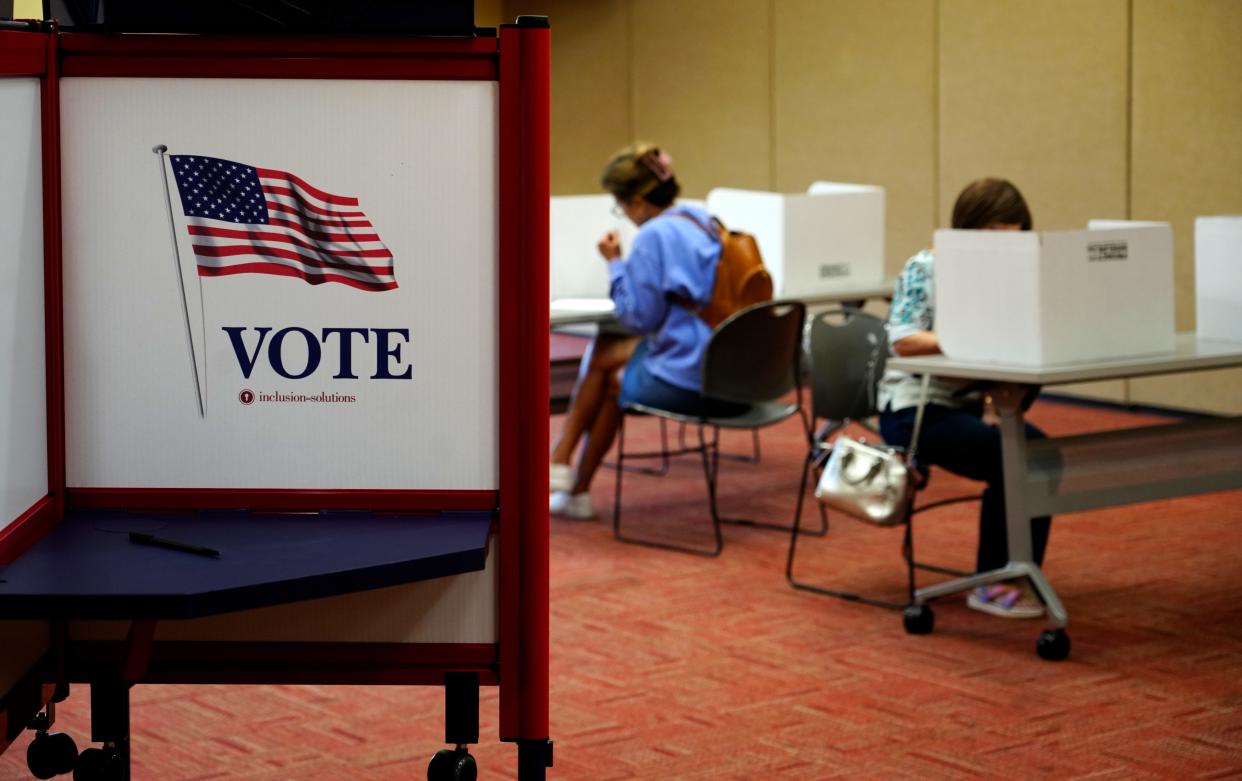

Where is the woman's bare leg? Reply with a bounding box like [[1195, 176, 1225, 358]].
[[572, 367, 625, 493], [551, 335, 639, 467]]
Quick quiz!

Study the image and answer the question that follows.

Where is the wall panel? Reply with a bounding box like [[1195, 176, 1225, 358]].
[[507, 0, 633, 195], [630, 0, 772, 198], [1129, 0, 1242, 414], [773, 0, 936, 275], [476, 0, 505, 27], [938, 0, 1129, 232]]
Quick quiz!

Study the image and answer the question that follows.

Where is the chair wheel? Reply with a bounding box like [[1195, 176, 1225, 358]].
[[428, 748, 477, 781], [73, 747, 124, 781], [902, 604, 934, 635], [1036, 629, 1071, 661], [27, 732, 78, 778]]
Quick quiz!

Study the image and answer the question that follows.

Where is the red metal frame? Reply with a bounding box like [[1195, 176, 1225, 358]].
[[0, 497, 55, 566], [497, 21, 551, 744], [1, 23, 551, 764], [0, 28, 46, 74], [42, 29, 65, 529], [58, 32, 499, 80]]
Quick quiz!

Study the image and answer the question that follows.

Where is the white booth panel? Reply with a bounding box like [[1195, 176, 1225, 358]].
[[804, 181, 886, 291], [707, 184, 885, 299], [934, 231, 1044, 364], [705, 188, 788, 292], [549, 194, 635, 302], [1196, 216, 1242, 342], [60, 78, 498, 490], [549, 196, 706, 308], [935, 224, 1175, 365], [0, 77, 48, 532]]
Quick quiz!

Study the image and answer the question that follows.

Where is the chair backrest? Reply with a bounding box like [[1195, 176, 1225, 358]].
[[701, 300, 806, 404], [807, 308, 888, 422]]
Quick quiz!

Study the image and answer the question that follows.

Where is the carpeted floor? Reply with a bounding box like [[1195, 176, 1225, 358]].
[[3, 399, 1240, 779]]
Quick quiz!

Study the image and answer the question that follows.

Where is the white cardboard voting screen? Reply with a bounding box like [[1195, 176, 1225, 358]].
[[1196, 216, 1242, 342], [705, 182, 884, 298], [60, 77, 498, 490], [549, 195, 706, 311], [0, 77, 48, 532], [934, 223, 1175, 365], [549, 194, 636, 302]]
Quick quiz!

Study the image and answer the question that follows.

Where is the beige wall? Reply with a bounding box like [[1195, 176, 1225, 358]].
[[476, 0, 505, 27], [13, 0, 40, 18], [1128, 0, 1242, 413], [512, 0, 1240, 413], [632, 0, 773, 194], [773, 0, 937, 274]]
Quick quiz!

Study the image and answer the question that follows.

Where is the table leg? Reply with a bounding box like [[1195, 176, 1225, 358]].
[[991, 383, 1068, 632], [82, 676, 129, 780], [911, 383, 1070, 644]]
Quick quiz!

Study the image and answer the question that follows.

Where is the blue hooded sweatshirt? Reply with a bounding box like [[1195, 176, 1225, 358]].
[[607, 203, 721, 392]]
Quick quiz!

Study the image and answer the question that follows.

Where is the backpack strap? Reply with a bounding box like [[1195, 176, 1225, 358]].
[[667, 210, 724, 240], [664, 211, 722, 317]]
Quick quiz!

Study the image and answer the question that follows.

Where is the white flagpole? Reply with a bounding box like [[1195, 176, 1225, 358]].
[[153, 145, 205, 418]]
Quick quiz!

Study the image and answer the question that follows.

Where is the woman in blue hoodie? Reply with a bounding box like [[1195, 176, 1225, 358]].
[[550, 142, 737, 519]]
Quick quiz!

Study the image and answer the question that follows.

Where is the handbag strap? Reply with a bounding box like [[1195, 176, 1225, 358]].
[[906, 373, 931, 465]]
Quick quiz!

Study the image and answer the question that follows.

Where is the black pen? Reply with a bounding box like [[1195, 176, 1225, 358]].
[[128, 532, 221, 558]]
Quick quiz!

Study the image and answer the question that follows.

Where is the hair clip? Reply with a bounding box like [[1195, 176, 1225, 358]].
[[640, 148, 674, 183]]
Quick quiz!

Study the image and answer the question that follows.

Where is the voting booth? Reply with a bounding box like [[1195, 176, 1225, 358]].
[[705, 182, 885, 299], [0, 20, 552, 781], [933, 222, 1175, 366], [1196, 216, 1242, 343]]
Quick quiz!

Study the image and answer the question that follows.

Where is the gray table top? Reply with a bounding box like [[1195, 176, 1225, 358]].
[[550, 278, 897, 328], [886, 333, 1242, 385]]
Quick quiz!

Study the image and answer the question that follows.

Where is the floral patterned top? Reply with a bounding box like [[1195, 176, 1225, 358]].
[[878, 250, 981, 412]]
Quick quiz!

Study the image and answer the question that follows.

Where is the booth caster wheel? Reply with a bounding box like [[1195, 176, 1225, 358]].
[[26, 731, 78, 779], [902, 604, 934, 635], [428, 747, 477, 781], [1036, 629, 1071, 661], [73, 747, 124, 781]]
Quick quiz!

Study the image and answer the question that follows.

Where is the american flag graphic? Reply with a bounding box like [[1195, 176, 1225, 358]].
[[169, 155, 397, 291]]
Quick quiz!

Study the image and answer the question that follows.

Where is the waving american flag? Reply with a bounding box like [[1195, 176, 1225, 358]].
[[169, 155, 396, 291]]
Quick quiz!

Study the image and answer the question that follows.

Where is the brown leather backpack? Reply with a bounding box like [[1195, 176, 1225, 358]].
[[670, 212, 773, 329]]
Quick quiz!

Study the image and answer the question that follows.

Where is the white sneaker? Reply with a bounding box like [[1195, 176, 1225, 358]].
[[550, 491, 596, 520], [550, 463, 574, 493]]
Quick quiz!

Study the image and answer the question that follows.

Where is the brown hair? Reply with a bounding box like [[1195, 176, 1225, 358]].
[[951, 178, 1032, 230], [600, 141, 681, 208]]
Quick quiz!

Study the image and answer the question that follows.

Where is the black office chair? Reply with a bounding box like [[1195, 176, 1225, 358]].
[[785, 307, 975, 621], [613, 300, 822, 556]]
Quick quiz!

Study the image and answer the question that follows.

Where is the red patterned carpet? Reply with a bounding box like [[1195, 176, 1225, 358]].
[[3, 399, 1241, 779]]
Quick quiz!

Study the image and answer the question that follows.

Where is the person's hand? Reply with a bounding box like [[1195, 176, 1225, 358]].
[[597, 231, 622, 261]]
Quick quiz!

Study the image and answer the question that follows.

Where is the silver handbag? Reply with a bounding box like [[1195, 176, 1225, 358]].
[[814, 375, 930, 526], [814, 437, 912, 526]]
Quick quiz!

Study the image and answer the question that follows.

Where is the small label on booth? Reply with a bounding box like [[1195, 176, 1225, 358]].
[[819, 262, 851, 278], [1087, 241, 1128, 262]]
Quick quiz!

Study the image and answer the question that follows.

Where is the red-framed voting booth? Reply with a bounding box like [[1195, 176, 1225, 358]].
[[0, 18, 550, 781]]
